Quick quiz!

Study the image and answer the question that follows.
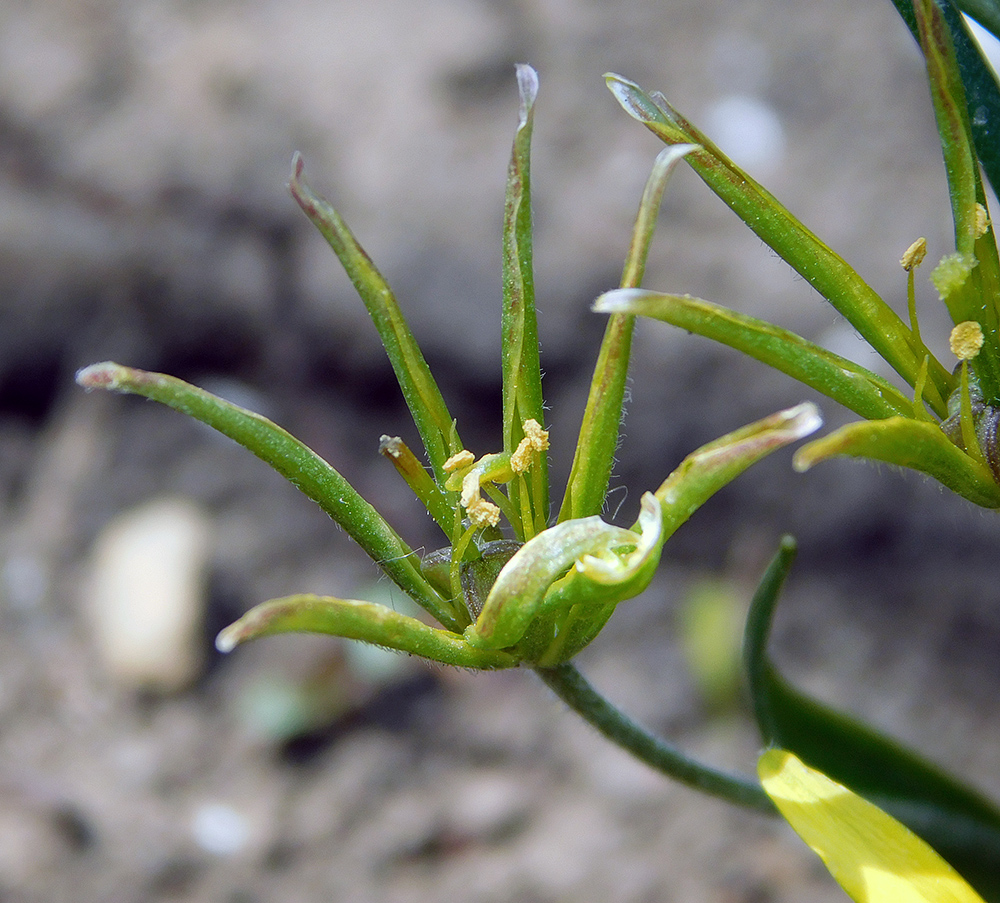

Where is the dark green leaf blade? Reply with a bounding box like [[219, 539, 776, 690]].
[[955, 0, 1000, 40]]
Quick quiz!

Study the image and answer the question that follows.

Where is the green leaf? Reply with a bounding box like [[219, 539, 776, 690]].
[[760, 749, 988, 903], [217, 594, 518, 669], [894, 0, 1000, 210], [75, 362, 461, 631], [744, 540, 1000, 900], [559, 145, 697, 523], [793, 416, 1000, 508], [501, 65, 548, 538], [289, 154, 460, 481], [595, 289, 916, 421], [604, 74, 951, 412]]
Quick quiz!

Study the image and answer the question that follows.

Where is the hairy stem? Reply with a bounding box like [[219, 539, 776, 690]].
[[534, 662, 776, 814]]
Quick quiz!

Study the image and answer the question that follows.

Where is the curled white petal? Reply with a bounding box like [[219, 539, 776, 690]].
[[576, 492, 662, 584], [469, 495, 663, 649]]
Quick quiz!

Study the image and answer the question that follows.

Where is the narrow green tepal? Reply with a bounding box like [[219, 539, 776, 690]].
[[289, 154, 460, 482], [75, 362, 461, 632], [655, 403, 824, 541], [217, 594, 518, 670], [917, 0, 981, 257], [559, 145, 696, 524], [893, 0, 1000, 225], [595, 289, 915, 422], [793, 416, 1000, 508], [378, 435, 456, 538], [501, 64, 548, 538], [604, 73, 952, 411]]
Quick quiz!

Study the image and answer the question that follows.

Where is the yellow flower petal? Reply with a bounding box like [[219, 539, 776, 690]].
[[759, 749, 985, 903]]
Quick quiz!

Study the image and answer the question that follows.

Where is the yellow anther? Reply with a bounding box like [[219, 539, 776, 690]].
[[511, 438, 532, 473], [444, 449, 475, 472], [976, 203, 990, 239], [459, 469, 500, 527], [511, 419, 550, 473], [900, 237, 927, 271], [466, 495, 501, 528], [523, 418, 549, 451], [460, 470, 482, 509], [950, 321, 984, 360]]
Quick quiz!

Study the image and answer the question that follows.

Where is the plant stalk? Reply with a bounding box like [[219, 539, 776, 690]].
[[534, 661, 776, 814]]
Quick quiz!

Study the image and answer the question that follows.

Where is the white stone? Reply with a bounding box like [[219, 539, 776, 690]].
[[87, 498, 211, 692], [191, 802, 249, 856]]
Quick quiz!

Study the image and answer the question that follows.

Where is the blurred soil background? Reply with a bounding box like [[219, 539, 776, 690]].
[[2, 0, 1000, 900]]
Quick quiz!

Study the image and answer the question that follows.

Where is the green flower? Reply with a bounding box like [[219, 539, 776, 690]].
[[598, 0, 1000, 508], [77, 65, 819, 670], [760, 748, 986, 903]]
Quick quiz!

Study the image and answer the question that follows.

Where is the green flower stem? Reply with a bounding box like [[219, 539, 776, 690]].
[[559, 145, 696, 523], [535, 661, 776, 813], [289, 154, 460, 481], [76, 362, 462, 632], [958, 361, 990, 469]]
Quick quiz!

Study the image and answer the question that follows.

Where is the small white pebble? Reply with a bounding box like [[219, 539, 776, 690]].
[[191, 803, 248, 856], [86, 498, 211, 691]]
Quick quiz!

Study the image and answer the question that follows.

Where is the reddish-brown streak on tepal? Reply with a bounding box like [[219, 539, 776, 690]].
[[289, 153, 317, 216]]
